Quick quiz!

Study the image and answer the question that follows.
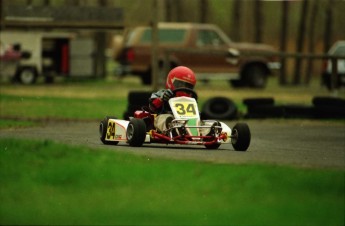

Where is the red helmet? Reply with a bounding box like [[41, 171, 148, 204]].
[[166, 66, 196, 90]]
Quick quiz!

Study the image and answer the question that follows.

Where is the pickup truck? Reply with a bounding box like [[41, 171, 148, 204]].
[[116, 23, 280, 88]]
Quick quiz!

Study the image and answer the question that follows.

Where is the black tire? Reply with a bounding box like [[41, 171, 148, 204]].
[[231, 123, 251, 151], [128, 91, 152, 106], [141, 71, 152, 85], [312, 97, 345, 119], [243, 97, 275, 107], [313, 106, 345, 119], [245, 105, 284, 119], [202, 97, 238, 120], [125, 91, 152, 119], [242, 65, 268, 88], [283, 105, 314, 119], [99, 116, 119, 145], [16, 67, 38, 84], [127, 118, 147, 147], [312, 97, 345, 107]]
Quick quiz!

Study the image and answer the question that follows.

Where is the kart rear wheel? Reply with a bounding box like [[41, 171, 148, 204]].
[[127, 118, 147, 147], [99, 116, 119, 145], [231, 123, 251, 151]]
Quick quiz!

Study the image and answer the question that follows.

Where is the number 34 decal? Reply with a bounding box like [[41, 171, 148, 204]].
[[174, 103, 197, 116]]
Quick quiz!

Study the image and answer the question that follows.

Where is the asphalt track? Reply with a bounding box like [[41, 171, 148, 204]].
[[1, 120, 344, 169]]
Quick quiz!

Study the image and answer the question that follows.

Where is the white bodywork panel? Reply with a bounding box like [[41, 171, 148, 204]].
[[104, 119, 129, 142], [104, 97, 232, 144]]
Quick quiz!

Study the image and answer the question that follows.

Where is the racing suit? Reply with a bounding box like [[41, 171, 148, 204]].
[[149, 89, 174, 132]]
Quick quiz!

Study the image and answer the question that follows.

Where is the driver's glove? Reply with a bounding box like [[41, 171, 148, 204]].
[[162, 89, 173, 102]]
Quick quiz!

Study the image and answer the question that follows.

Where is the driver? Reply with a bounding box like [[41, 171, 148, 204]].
[[149, 66, 197, 133]]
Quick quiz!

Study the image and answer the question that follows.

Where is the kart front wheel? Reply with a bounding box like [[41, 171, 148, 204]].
[[99, 116, 119, 145], [127, 118, 147, 147], [231, 123, 251, 151]]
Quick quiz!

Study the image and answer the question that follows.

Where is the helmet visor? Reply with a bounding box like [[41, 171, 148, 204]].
[[173, 79, 194, 89]]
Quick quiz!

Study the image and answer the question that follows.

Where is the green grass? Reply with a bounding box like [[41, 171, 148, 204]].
[[0, 138, 344, 225], [0, 94, 127, 121], [1, 78, 344, 225], [0, 119, 38, 128], [1, 77, 343, 123]]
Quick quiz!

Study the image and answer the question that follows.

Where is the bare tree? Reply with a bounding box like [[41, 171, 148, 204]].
[[232, 0, 242, 41], [43, 0, 51, 6], [293, 0, 308, 85], [279, 0, 289, 85], [200, 0, 208, 23], [175, 0, 182, 22], [305, 0, 319, 84], [26, 0, 33, 6], [65, 0, 79, 6], [165, 0, 172, 22], [254, 0, 263, 43], [98, 0, 107, 6], [323, 0, 334, 53], [95, 0, 108, 78]]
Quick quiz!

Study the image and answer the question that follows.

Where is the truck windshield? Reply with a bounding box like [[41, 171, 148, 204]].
[[140, 29, 186, 44]]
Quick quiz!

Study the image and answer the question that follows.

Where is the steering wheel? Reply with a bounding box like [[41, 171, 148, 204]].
[[172, 87, 198, 100]]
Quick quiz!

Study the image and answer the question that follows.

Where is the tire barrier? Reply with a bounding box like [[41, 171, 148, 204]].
[[243, 98, 279, 118], [246, 105, 285, 119], [123, 91, 152, 119], [243, 97, 275, 107], [123, 94, 345, 120], [312, 96, 345, 119], [244, 96, 345, 119], [283, 105, 314, 119], [201, 97, 238, 120]]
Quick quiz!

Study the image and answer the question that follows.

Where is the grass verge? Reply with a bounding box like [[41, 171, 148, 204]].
[[2, 77, 344, 123], [0, 94, 127, 121], [1, 138, 344, 225]]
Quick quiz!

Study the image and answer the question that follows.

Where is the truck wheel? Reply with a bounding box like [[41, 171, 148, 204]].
[[243, 65, 268, 88], [99, 116, 119, 145], [127, 118, 147, 147], [17, 67, 38, 84], [231, 123, 251, 151]]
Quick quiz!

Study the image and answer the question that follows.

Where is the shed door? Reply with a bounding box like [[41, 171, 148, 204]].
[[70, 38, 94, 76]]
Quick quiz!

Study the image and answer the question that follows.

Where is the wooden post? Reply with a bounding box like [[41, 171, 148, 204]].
[[254, 0, 262, 43], [279, 0, 288, 85], [305, 0, 319, 85], [330, 58, 338, 92], [293, 0, 308, 85], [151, 0, 159, 90], [232, 0, 242, 41]]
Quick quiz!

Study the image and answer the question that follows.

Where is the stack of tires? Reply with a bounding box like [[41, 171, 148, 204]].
[[243, 98, 283, 118], [123, 91, 152, 119], [243, 97, 345, 119], [313, 97, 345, 119], [201, 97, 238, 120]]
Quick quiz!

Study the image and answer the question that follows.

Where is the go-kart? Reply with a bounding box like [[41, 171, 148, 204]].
[[99, 88, 251, 151]]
